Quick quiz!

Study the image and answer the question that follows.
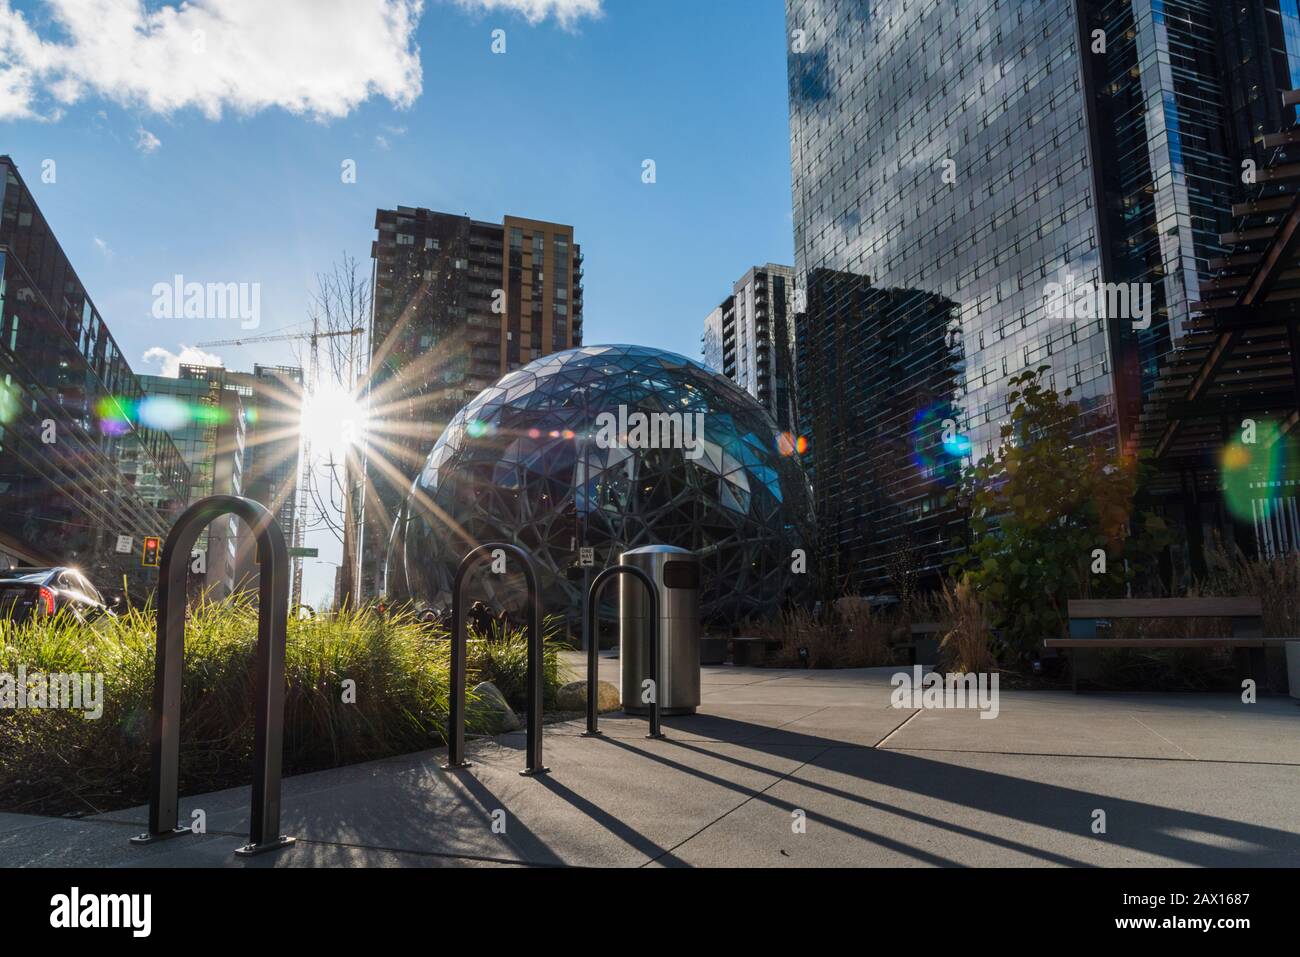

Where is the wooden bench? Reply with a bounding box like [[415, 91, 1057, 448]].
[[1044, 598, 1292, 692], [894, 622, 943, 667], [731, 635, 781, 667]]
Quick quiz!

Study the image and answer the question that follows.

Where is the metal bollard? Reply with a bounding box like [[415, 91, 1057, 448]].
[[444, 543, 548, 776], [583, 564, 663, 740], [130, 495, 294, 857]]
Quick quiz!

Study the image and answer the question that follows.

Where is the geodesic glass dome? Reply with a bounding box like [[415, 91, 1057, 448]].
[[385, 344, 812, 624]]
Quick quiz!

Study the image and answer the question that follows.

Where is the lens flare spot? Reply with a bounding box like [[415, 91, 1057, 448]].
[[1220, 422, 1290, 522], [137, 395, 190, 431]]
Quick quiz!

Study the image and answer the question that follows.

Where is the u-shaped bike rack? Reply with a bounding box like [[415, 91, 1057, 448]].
[[583, 564, 664, 740], [444, 543, 547, 776], [130, 495, 294, 857]]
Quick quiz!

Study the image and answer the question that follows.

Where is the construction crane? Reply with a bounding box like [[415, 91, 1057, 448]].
[[197, 324, 365, 608], [196, 327, 363, 349]]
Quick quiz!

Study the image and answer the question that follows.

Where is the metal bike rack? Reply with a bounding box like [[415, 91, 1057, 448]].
[[444, 543, 547, 776], [583, 564, 664, 740], [130, 495, 294, 857]]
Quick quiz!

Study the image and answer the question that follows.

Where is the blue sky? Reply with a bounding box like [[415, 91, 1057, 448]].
[[1, 0, 796, 602]]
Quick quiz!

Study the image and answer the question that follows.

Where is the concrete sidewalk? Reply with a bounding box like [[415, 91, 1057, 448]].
[[4, 655, 1299, 867]]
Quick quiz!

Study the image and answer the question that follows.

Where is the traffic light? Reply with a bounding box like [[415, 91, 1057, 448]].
[[142, 536, 161, 567]]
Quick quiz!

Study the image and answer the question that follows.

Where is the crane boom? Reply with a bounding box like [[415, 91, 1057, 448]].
[[196, 327, 363, 348]]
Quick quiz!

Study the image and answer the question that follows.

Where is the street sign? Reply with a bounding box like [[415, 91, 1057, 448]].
[[579, 546, 595, 568], [115, 535, 133, 554], [288, 547, 319, 559], [142, 536, 161, 567]]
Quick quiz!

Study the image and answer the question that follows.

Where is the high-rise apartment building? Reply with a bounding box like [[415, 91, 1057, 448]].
[[702, 264, 798, 432], [353, 207, 584, 601], [786, 0, 1300, 592], [0, 156, 189, 593]]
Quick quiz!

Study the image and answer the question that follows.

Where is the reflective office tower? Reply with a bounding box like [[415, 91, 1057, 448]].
[[135, 363, 303, 597], [702, 264, 799, 432], [224, 364, 303, 548], [786, 0, 1300, 592], [0, 157, 189, 593], [352, 208, 584, 602], [136, 365, 247, 597]]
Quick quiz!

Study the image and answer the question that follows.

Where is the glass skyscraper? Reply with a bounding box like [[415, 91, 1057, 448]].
[[0, 156, 189, 593], [786, 0, 1300, 592]]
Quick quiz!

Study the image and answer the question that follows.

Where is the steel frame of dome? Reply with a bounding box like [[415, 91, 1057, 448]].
[[386, 344, 813, 624]]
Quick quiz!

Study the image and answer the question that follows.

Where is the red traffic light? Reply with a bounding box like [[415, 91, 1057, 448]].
[[142, 536, 162, 567]]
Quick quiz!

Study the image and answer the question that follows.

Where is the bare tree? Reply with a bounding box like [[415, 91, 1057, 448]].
[[297, 252, 372, 386], [289, 255, 372, 604]]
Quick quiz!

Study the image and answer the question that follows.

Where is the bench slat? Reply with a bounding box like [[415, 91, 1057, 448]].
[[1068, 598, 1262, 619], [1045, 637, 1291, 649]]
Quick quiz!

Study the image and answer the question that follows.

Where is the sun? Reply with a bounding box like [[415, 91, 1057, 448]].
[[301, 381, 366, 460]]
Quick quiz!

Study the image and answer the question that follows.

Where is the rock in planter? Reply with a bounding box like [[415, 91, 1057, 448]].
[[468, 681, 522, 733], [556, 679, 620, 713]]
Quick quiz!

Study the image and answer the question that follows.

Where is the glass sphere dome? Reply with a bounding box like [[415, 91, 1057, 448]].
[[386, 344, 812, 624]]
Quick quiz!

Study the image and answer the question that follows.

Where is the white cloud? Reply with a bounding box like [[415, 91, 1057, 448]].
[[142, 344, 225, 377], [0, 0, 426, 121], [135, 126, 160, 153], [0, 1, 603, 122], [93, 235, 112, 258], [453, 0, 602, 27]]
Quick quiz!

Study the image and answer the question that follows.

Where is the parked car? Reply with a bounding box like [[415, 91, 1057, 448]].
[[0, 567, 117, 623]]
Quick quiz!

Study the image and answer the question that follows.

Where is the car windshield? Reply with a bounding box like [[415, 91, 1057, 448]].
[[76, 576, 104, 604], [0, 570, 51, 584]]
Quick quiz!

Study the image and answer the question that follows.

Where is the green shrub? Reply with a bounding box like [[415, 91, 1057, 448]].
[[467, 617, 564, 710], [0, 597, 562, 816], [952, 367, 1168, 658]]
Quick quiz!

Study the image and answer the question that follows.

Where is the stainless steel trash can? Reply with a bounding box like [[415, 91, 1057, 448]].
[[620, 545, 701, 715]]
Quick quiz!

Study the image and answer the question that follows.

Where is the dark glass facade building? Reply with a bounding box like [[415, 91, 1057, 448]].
[[0, 156, 189, 591], [786, 0, 1300, 592]]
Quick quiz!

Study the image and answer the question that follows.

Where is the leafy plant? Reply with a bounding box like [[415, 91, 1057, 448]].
[[952, 367, 1168, 657], [467, 617, 565, 710]]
